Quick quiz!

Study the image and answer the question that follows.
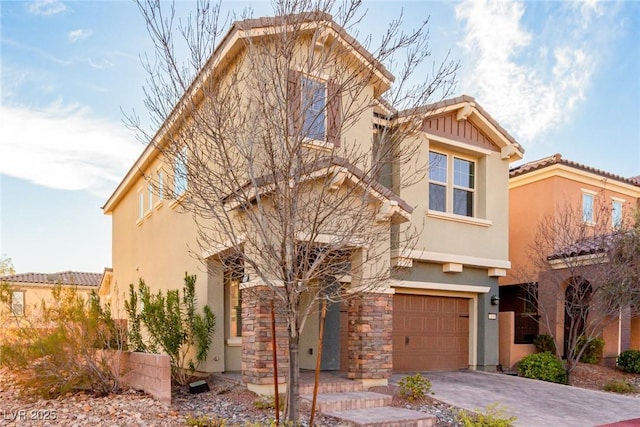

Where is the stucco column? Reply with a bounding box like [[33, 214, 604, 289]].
[[475, 283, 500, 372]]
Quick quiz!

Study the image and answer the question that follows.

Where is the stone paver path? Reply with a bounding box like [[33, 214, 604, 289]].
[[392, 370, 640, 427]]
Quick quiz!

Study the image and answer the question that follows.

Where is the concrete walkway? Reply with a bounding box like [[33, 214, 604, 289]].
[[391, 371, 640, 427]]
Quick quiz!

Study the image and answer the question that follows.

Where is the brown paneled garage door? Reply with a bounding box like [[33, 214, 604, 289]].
[[393, 294, 469, 371]]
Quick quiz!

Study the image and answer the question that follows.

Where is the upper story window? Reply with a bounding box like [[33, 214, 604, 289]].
[[582, 191, 595, 224], [11, 291, 24, 316], [174, 149, 188, 196], [301, 77, 326, 141], [612, 199, 623, 229], [148, 183, 154, 211], [429, 151, 476, 217], [288, 70, 342, 146], [157, 171, 164, 200], [138, 189, 144, 220]]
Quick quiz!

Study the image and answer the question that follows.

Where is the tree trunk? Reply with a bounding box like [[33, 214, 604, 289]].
[[565, 359, 575, 386], [286, 335, 300, 421]]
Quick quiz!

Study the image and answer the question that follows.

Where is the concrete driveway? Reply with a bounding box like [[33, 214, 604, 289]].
[[391, 370, 640, 427]]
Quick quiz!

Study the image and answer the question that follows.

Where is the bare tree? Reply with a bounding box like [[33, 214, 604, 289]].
[[521, 196, 640, 384], [126, 0, 458, 419]]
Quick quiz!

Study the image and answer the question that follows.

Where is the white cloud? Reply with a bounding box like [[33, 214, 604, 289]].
[[28, 0, 66, 16], [68, 29, 92, 43], [0, 103, 141, 198], [454, 0, 613, 144]]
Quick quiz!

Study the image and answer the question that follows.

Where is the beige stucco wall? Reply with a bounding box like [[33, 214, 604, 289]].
[[498, 311, 536, 369], [398, 133, 511, 263], [2, 283, 95, 318]]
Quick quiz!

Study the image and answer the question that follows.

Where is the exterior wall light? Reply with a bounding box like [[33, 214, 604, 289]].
[[490, 295, 500, 305]]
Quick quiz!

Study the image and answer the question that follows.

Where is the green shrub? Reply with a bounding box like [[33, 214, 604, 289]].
[[578, 337, 604, 364], [603, 379, 637, 393], [125, 273, 216, 385], [456, 403, 517, 427], [533, 334, 557, 354], [518, 352, 567, 384], [398, 373, 432, 401], [617, 350, 640, 373]]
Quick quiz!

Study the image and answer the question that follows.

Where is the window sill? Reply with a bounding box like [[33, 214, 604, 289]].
[[170, 193, 186, 210], [427, 210, 492, 227], [136, 218, 143, 227], [154, 200, 163, 210], [226, 337, 242, 347], [144, 210, 153, 219], [302, 138, 332, 152]]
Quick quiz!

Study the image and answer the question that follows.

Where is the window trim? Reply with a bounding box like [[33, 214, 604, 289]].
[[581, 190, 596, 225], [173, 148, 188, 198], [137, 187, 144, 225], [428, 150, 477, 218], [611, 197, 624, 229], [301, 76, 327, 143]]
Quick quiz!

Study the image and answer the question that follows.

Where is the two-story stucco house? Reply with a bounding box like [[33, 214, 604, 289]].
[[499, 153, 640, 368], [103, 12, 523, 392]]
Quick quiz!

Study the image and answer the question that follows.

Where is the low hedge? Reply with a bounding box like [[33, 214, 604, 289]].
[[518, 351, 567, 384], [617, 350, 640, 374]]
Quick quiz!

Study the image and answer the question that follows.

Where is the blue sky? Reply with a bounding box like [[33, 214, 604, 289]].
[[1, 0, 639, 274]]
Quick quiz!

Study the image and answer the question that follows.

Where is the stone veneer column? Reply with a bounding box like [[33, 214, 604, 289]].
[[241, 286, 289, 388], [347, 293, 393, 382]]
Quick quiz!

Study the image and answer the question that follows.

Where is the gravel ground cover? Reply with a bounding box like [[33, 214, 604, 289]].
[[1, 363, 638, 426]]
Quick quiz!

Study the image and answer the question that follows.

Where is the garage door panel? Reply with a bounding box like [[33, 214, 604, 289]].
[[393, 294, 469, 371]]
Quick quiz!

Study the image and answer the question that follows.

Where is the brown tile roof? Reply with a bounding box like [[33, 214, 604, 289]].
[[396, 94, 524, 154], [510, 153, 640, 187], [0, 271, 102, 287], [547, 233, 621, 261]]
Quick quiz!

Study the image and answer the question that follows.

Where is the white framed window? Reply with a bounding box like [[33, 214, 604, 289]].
[[429, 150, 475, 217], [174, 148, 188, 196], [582, 191, 595, 224], [11, 291, 24, 317], [301, 77, 326, 141], [148, 183, 154, 211], [157, 170, 164, 200], [612, 199, 623, 229], [138, 189, 144, 220]]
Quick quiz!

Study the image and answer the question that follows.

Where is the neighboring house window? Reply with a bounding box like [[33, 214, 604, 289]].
[[301, 77, 326, 141], [582, 192, 594, 224], [612, 199, 623, 229], [225, 261, 243, 339], [11, 291, 24, 316], [157, 171, 164, 200], [429, 151, 476, 217], [148, 183, 154, 211], [429, 151, 447, 212], [174, 149, 188, 196]]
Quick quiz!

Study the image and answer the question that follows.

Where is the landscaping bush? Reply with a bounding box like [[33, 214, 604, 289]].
[[456, 403, 517, 427], [603, 379, 637, 394], [125, 273, 216, 385], [398, 373, 432, 401], [533, 334, 557, 354], [617, 350, 640, 374], [578, 337, 604, 364], [0, 286, 125, 398], [518, 352, 567, 384]]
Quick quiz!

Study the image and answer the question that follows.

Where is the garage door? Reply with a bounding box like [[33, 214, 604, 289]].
[[393, 294, 469, 371]]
